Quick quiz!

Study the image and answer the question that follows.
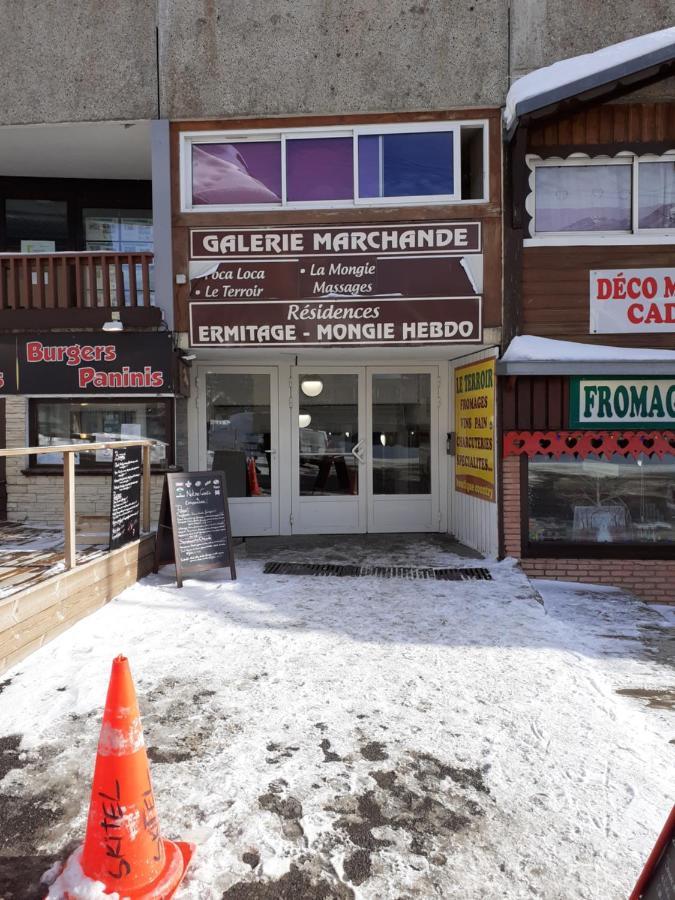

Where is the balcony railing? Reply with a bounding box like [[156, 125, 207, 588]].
[[0, 251, 154, 312]]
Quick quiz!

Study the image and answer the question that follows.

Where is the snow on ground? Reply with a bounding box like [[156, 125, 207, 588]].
[[0, 541, 673, 899]]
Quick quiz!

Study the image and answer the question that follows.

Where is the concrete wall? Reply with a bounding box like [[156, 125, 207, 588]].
[[157, 0, 509, 118], [509, 0, 675, 86], [2, 1, 674, 127], [0, 0, 158, 125]]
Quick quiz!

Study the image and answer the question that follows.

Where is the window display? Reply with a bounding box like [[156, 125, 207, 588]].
[[30, 399, 171, 469], [205, 373, 272, 497], [528, 453, 675, 546]]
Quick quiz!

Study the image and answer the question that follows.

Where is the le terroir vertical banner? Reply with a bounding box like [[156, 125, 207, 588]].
[[0, 333, 174, 395], [454, 358, 496, 503]]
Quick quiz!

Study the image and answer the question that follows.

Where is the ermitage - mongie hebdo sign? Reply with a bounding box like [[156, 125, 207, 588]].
[[590, 268, 675, 333], [188, 222, 484, 348], [570, 377, 675, 429]]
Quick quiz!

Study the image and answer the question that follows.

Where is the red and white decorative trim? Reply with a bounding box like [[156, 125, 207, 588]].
[[503, 430, 675, 459]]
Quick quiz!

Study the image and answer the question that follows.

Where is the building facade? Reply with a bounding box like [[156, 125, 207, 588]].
[[0, 3, 673, 595], [500, 34, 675, 601]]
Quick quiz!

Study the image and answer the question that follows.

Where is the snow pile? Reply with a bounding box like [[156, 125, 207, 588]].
[[0, 548, 671, 898], [501, 334, 675, 363], [44, 846, 119, 900], [505, 27, 675, 130]]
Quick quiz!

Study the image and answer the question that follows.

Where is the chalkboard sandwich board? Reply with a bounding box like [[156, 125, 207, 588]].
[[109, 445, 142, 551], [153, 470, 236, 587], [630, 805, 674, 900]]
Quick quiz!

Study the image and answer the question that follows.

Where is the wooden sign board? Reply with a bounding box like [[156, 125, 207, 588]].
[[109, 446, 142, 551], [630, 805, 675, 900], [153, 471, 236, 587]]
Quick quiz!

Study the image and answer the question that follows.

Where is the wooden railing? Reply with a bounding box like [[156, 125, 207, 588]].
[[0, 251, 154, 311], [0, 440, 154, 570]]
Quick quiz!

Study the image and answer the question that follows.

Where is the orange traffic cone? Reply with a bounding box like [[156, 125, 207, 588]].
[[69, 655, 194, 897]]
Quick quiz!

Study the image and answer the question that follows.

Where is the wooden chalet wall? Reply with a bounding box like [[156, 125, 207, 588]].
[[513, 101, 675, 349]]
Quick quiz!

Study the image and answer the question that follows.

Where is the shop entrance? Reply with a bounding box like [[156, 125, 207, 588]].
[[292, 366, 440, 534], [196, 364, 441, 536]]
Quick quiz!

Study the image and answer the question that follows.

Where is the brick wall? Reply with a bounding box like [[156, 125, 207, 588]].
[[502, 453, 675, 604], [5, 397, 164, 527]]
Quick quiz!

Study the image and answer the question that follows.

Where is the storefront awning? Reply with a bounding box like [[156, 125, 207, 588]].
[[504, 27, 675, 139], [497, 335, 675, 376]]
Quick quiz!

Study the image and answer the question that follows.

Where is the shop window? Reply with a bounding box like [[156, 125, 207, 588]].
[[357, 131, 455, 199], [83, 209, 153, 252], [638, 160, 675, 229], [29, 399, 172, 470], [527, 453, 675, 549], [5, 199, 68, 248], [205, 373, 272, 497], [286, 136, 353, 202], [191, 140, 282, 206], [528, 154, 675, 238], [534, 163, 632, 233], [372, 373, 431, 495], [181, 121, 487, 210]]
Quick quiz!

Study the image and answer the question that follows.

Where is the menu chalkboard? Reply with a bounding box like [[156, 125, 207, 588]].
[[109, 446, 142, 551], [631, 807, 675, 900], [153, 471, 236, 586]]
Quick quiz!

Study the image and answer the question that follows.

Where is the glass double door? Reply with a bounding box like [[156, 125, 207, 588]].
[[199, 365, 440, 535], [291, 366, 440, 534]]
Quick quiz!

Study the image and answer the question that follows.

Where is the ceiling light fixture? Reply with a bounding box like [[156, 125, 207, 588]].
[[301, 378, 323, 398]]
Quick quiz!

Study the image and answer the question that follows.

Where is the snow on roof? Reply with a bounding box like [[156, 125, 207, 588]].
[[504, 27, 675, 133], [502, 335, 675, 363]]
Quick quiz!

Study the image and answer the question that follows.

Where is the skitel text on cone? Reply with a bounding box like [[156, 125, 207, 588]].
[[74, 654, 194, 898]]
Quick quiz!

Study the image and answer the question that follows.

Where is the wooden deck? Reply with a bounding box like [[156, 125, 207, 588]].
[[0, 522, 155, 675]]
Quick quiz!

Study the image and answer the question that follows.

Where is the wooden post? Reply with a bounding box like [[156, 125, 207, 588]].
[[142, 443, 151, 533], [63, 450, 76, 569]]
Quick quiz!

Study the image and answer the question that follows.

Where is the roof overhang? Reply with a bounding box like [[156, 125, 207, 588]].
[[505, 39, 675, 141], [497, 360, 675, 376]]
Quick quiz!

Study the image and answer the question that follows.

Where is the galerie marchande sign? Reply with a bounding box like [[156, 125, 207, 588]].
[[570, 377, 675, 429], [188, 222, 483, 348], [590, 268, 675, 333]]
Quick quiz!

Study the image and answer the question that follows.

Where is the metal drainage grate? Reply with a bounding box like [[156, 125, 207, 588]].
[[263, 561, 492, 581]]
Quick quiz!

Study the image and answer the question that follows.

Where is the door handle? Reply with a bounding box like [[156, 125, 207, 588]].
[[351, 439, 365, 464]]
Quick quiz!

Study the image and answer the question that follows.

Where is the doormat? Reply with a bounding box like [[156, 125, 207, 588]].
[[263, 562, 492, 580]]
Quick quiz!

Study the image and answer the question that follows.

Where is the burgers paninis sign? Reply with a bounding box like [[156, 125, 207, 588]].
[[0, 333, 174, 395], [188, 222, 483, 348]]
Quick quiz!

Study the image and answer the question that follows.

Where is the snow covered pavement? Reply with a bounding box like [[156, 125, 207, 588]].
[[0, 542, 673, 899]]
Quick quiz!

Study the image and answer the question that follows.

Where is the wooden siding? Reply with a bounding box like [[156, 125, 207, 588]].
[[521, 245, 675, 349], [528, 103, 675, 150], [170, 110, 504, 335], [501, 376, 569, 432], [0, 535, 155, 675]]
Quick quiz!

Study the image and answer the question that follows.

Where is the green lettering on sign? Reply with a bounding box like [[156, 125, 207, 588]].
[[570, 377, 675, 430]]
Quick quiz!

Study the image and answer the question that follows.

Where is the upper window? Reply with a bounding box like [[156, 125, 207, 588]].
[[182, 122, 487, 211], [529, 154, 675, 238]]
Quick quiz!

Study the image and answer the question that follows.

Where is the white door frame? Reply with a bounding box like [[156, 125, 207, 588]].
[[192, 364, 280, 536], [188, 357, 450, 536], [366, 364, 443, 533], [290, 365, 367, 534]]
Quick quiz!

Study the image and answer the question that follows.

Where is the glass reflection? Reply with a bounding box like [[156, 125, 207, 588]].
[[205, 374, 271, 497], [298, 374, 359, 496], [372, 374, 431, 495], [528, 453, 675, 544]]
